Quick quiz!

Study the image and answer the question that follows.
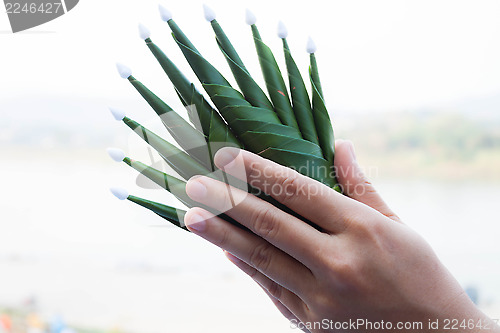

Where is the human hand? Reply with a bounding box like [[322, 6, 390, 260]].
[[183, 140, 499, 333]]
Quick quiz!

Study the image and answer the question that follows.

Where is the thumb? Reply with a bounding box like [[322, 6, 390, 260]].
[[334, 140, 401, 222]]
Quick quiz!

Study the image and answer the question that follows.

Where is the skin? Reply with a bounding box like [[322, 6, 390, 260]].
[[183, 140, 500, 333]]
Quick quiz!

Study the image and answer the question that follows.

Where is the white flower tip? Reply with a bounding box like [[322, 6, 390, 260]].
[[203, 4, 216, 22], [107, 147, 126, 162], [138, 23, 151, 40], [158, 4, 172, 21], [110, 187, 129, 201], [306, 36, 317, 54], [245, 9, 256, 25], [109, 107, 126, 121], [277, 21, 288, 39], [116, 63, 132, 79]]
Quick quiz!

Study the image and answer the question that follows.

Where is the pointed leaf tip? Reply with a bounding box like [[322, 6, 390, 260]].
[[277, 21, 288, 39], [107, 147, 126, 162], [245, 9, 256, 25], [109, 107, 126, 121], [110, 187, 129, 200], [306, 36, 317, 54], [158, 4, 172, 21], [138, 23, 151, 40], [116, 63, 132, 79], [203, 4, 216, 21]]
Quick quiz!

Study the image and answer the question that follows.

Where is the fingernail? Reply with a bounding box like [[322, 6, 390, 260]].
[[185, 213, 207, 232], [346, 140, 357, 161], [215, 147, 239, 168], [186, 179, 207, 201]]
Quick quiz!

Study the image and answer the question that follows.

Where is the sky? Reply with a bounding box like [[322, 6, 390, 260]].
[[1, 0, 500, 113]]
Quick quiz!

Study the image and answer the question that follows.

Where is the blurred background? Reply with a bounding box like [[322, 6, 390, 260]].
[[1, 0, 500, 332]]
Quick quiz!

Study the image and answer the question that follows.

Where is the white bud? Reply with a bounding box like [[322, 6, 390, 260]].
[[306, 36, 317, 54], [203, 4, 216, 22], [158, 4, 172, 21], [110, 187, 129, 201], [138, 23, 151, 40], [109, 107, 126, 121], [277, 20, 288, 39], [116, 62, 132, 79], [107, 147, 126, 162], [245, 9, 256, 25]]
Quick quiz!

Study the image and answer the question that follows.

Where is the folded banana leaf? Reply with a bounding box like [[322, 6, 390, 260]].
[[111, 9, 340, 229]]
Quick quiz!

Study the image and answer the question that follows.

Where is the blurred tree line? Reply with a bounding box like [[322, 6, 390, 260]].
[[336, 111, 500, 180]]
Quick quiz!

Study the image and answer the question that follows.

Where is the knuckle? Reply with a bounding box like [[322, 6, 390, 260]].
[[214, 227, 231, 248], [250, 208, 280, 239], [246, 161, 260, 180], [247, 266, 259, 279], [267, 281, 283, 300], [219, 186, 236, 211], [249, 243, 273, 272], [358, 219, 384, 240], [330, 259, 364, 294], [273, 171, 302, 204]]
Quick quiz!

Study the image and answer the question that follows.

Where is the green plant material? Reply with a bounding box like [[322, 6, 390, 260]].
[[209, 19, 274, 111], [250, 24, 299, 130], [309, 54, 335, 167], [122, 116, 210, 180], [206, 84, 337, 187], [166, 19, 200, 54], [112, 12, 342, 228], [310, 53, 323, 99], [143, 37, 242, 152], [126, 75, 212, 169], [122, 150, 316, 230], [123, 157, 195, 207], [127, 194, 188, 230], [282, 38, 319, 145], [121, 156, 248, 230], [166, 21, 337, 187]]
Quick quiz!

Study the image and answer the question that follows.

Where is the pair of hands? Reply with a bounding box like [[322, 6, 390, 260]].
[[183, 140, 498, 333]]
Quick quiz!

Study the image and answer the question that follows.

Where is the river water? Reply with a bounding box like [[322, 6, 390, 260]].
[[1, 148, 499, 332]]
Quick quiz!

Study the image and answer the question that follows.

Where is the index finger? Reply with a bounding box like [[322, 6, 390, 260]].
[[214, 147, 362, 233]]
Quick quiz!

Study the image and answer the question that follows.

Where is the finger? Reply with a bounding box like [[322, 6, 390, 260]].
[[334, 140, 401, 222], [184, 207, 314, 297], [224, 251, 302, 324], [259, 286, 312, 333], [186, 176, 331, 265], [224, 251, 309, 320], [213, 147, 365, 233], [261, 287, 301, 322]]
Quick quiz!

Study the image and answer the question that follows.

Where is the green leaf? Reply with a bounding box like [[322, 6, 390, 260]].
[[310, 53, 323, 99], [127, 75, 212, 169], [144, 38, 242, 151], [310, 76, 334, 164], [210, 20, 274, 111], [260, 148, 337, 188], [170, 27, 230, 87], [241, 132, 323, 158], [166, 19, 337, 188], [122, 157, 250, 229], [122, 116, 210, 180], [251, 24, 299, 130], [167, 19, 200, 54], [123, 157, 195, 207], [282, 38, 319, 145], [209, 20, 248, 73], [127, 195, 188, 230]]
